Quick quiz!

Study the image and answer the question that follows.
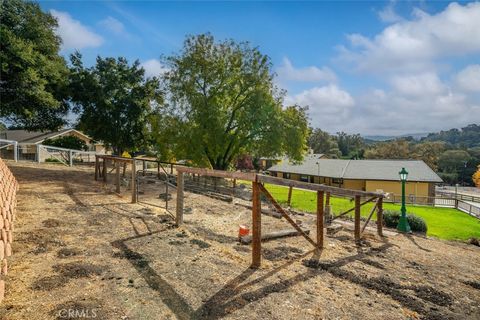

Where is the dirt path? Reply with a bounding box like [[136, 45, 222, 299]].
[[1, 162, 480, 320]]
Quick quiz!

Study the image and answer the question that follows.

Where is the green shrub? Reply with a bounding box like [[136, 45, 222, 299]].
[[383, 210, 428, 233]]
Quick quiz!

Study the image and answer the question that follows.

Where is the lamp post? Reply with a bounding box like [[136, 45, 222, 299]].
[[316, 161, 320, 184], [397, 167, 411, 233]]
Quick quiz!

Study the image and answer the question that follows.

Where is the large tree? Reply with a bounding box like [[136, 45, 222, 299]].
[[308, 128, 341, 158], [69, 53, 162, 155], [154, 34, 309, 169], [0, 0, 69, 130], [364, 139, 411, 159]]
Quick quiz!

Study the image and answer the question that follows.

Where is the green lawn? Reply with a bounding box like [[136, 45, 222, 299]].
[[237, 181, 480, 241]]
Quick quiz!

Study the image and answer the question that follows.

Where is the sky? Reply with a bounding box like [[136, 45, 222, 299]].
[[39, 0, 480, 136]]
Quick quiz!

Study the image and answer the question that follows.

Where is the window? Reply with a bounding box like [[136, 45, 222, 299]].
[[282, 172, 291, 179], [300, 175, 309, 182], [332, 178, 343, 185]]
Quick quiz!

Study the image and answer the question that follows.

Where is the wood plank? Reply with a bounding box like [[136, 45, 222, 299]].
[[95, 156, 99, 180], [317, 190, 324, 249], [131, 160, 137, 203], [251, 181, 261, 268], [102, 159, 107, 183], [354, 195, 361, 241], [257, 175, 384, 198], [116, 160, 121, 193], [361, 199, 378, 234], [258, 183, 317, 248], [176, 172, 184, 226], [96, 155, 134, 163], [377, 197, 383, 237], [287, 186, 293, 206], [176, 166, 256, 181], [240, 228, 311, 244], [331, 197, 377, 221]]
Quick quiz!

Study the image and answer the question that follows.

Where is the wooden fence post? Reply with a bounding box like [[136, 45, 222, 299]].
[[176, 172, 184, 226], [116, 161, 121, 194], [251, 180, 261, 268], [317, 191, 324, 249], [103, 159, 107, 183], [287, 186, 293, 206], [354, 195, 361, 242], [377, 197, 383, 237], [131, 160, 137, 203], [95, 156, 99, 181]]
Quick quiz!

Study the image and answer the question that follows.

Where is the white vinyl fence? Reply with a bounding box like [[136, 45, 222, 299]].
[[0, 139, 18, 162], [36, 144, 97, 166]]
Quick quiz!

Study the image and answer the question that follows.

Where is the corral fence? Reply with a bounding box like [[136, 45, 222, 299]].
[[92, 158, 386, 268], [436, 190, 480, 204], [175, 167, 385, 268], [0, 157, 18, 303]]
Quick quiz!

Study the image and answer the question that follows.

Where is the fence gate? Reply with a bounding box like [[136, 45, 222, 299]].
[[36, 144, 97, 166]]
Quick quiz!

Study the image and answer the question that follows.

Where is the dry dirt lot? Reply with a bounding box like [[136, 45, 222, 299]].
[[1, 161, 480, 320]]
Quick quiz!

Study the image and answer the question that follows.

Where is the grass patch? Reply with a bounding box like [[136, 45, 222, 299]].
[[256, 182, 480, 241]]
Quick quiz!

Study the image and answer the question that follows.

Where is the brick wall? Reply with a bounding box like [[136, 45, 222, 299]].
[[0, 158, 18, 303]]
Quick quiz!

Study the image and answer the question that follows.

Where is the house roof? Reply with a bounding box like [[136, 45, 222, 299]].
[[268, 158, 442, 183], [0, 129, 92, 144]]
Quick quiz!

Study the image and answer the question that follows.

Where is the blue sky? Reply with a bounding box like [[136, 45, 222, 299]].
[[39, 1, 480, 135]]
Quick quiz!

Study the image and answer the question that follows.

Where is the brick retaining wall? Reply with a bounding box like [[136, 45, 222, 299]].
[[0, 158, 18, 303]]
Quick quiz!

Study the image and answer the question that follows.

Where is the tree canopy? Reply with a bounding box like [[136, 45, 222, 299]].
[[153, 34, 309, 169], [43, 135, 88, 151], [307, 128, 341, 158], [422, 124, 480, 148], [69, 53, 162, 155], [0, 0, 69, 130]]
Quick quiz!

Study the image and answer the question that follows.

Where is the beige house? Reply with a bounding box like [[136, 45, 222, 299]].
[[268, 158, 443, 203]]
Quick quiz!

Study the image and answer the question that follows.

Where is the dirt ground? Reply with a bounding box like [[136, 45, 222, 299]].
[[1, 161, 480, 320]]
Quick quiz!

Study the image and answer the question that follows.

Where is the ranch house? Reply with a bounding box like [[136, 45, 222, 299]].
[[0, 128, 107, 160], [268, 157, 443, 203]]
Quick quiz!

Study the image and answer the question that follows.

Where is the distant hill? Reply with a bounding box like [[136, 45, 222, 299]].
[[420, 124, 480, 148], [363, 132, 428, 142], [363, 124, 480, 148]]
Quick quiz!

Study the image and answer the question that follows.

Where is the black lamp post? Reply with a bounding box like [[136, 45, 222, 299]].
[[397, 167, 411, 233]]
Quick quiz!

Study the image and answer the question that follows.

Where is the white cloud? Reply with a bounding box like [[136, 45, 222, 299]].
[[378, 1, 402, 23], [348, 88, 478, 135], [455, 65, 480, 92], [99, 16, 125, 35], [141, 59, 169, 78], [338, 2, 480, 73], [51, 10, 103, 51], [390, 73, 446, 97], [277, 58, 337, 83], [286, 85, 354, 130]]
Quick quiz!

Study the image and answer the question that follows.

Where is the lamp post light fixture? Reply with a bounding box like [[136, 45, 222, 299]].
[[397, 167, 411, 233]]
